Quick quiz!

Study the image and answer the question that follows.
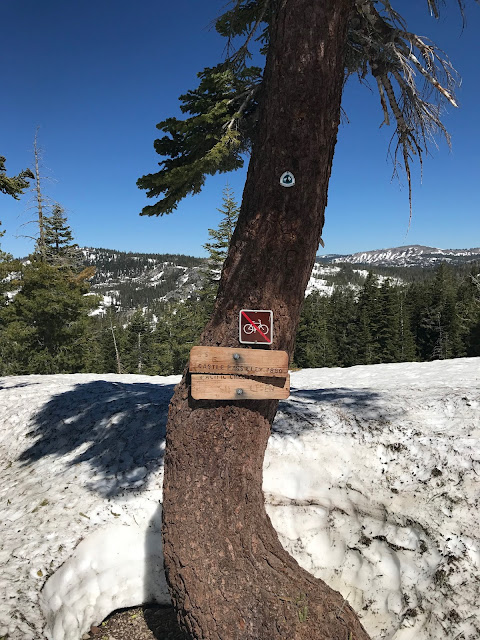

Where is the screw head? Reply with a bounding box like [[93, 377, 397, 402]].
[[233, 353, 240, 360], [236, 388, 244, 396]]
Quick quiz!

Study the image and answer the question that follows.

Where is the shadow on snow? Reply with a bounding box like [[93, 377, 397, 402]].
[[18, 378, 396, 497], [19, 379, 175, 497]]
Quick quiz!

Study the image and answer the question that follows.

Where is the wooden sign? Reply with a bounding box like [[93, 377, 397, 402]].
[[189, 346, 290, 401], [239, 309, 273, 344], [190, 346, 288, 377], [191, 374, 290, 400]]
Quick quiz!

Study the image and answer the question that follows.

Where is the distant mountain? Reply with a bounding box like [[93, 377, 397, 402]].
[[82, 245, 480, 314], [317, 245, 480, 267], [82, 248, 206, 312]]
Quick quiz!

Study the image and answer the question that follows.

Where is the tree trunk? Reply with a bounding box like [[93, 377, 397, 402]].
[[162, 1, 371, 639], [33, 129, 46, 263]]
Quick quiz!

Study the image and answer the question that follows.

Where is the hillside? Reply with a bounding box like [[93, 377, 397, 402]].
[[319, 244, 480, 267], [82, 245, 480, 313], [82, 248, 205, 311], [1, 358, 479, 640]]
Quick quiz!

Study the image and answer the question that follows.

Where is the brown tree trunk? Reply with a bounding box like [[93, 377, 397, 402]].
[[162, 1, 371, 639]]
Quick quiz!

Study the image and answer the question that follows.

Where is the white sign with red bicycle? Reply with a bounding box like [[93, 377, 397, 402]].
[[239, 309, 273, 345]]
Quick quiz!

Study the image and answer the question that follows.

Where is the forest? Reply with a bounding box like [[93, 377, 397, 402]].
[[1, 186, 479, 377]]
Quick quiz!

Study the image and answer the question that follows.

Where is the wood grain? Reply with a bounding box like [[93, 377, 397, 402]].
[[191, 373, 290, 400], [189, 346, 288, 377]]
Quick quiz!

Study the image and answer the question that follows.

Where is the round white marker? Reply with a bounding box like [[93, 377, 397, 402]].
[[280, 171, 295, 187]]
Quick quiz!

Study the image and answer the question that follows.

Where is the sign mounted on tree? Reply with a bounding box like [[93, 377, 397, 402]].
[[280, 171, 295, 187], [189, 346, 290, 400], [239, 310, 273, 344]]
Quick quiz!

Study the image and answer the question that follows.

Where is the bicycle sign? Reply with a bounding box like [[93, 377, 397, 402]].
[[239, 309, 273, 344]]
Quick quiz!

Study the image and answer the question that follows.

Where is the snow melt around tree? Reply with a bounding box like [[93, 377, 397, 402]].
[[1, 358, 479, 639]]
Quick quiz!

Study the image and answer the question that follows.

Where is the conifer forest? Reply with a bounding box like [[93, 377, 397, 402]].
[[1, 187, 479, 377]]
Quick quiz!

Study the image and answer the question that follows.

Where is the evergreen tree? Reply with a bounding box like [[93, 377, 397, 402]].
[[356, 272, 382, 364], [0, 155, 33, 199], [377, 279, 402, 363], [461, 268, 480, 356], [203, 185, 240, 286], [157, 297, 207, 374], [31, 130, 48, 262], [329, 286, 357, 367], [137, 2, 476, 638], [0, 262, 98, 375], [295, 291, 337, 368], [0, 223, 15, 366], [98, 308, 127, 374], [125, 309, 152, 374], [396, 287, 417, 362], [417, 265, 462, 360], [199, 185, 240, 317], [43, 204, 83, 268], [0, 221, 12, 262], [150, 317, 176, 375]]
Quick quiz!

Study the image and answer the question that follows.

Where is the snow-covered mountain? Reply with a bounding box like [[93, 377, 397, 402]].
[[1, 358, 479, 639], [319, 244, 480, 267], [82, 247, 206, 311], [81, 245, 480, 313]]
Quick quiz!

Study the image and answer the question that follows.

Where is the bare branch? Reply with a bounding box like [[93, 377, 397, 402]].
[[225, 85, 260, 131], [226, 0, 270, 68], [349, 0, 464, 220]]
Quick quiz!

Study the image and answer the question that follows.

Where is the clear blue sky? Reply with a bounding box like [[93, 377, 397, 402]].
[[1, 0, 479, 258]]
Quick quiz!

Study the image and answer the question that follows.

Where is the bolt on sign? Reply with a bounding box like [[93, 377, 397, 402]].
[[190, 346, 290, 400], [239, 309, 273, 345]]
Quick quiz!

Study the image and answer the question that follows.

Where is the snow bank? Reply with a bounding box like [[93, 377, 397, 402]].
[[1, 360, 479, 639]]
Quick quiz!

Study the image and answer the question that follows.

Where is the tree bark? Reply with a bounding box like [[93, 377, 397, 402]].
[[33, 129, 46, 263], [162, 1, 371, 639]]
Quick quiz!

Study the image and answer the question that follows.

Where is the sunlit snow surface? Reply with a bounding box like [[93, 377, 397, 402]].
[[1, 360, 479, 639]]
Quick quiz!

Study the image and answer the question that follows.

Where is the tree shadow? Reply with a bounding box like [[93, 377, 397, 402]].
[[273, 385, 401, 436], [19, 379, 176, 497], [18, 378, 402, 498], [0, 380, 41, 390]]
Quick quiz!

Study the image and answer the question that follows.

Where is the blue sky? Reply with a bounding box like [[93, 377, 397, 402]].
[[1, 0, 479, 258]]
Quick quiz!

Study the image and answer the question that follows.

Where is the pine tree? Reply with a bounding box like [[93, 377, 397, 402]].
[[377, 279, 402, 363], [125, 309, 152, 374], [396, 287, 417, 362], [98, 308, 127, 374], [0, 223, 15, 367], [43, 203, 83, 269], [137, 2, 475, 638], [150, 322, 176, 375], [203, 185, 240, 286], [329, 286, 357, 367], [32, 130, 48, 262], [1, 262, 98, 374], [294, 291, 336, 367], [0, 221, 12, 263], [0, 155, 33, 199], [419, 265, 463, 360], [199, 185, 240, 317], [459, 266, 480, 356], [356, 272, 382, 364]]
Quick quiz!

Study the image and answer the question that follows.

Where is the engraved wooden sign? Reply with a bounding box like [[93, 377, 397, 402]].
[[191, 374, 290, 400], [189, 346, 288, 377], [189, 347, 290, 400]]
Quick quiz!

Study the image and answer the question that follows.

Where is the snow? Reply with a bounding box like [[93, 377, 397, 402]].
[[305, 264, 339, 296], [331, 245, 480, 267], [86, 293, 118, 316], [1, 359, 480, 640]]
